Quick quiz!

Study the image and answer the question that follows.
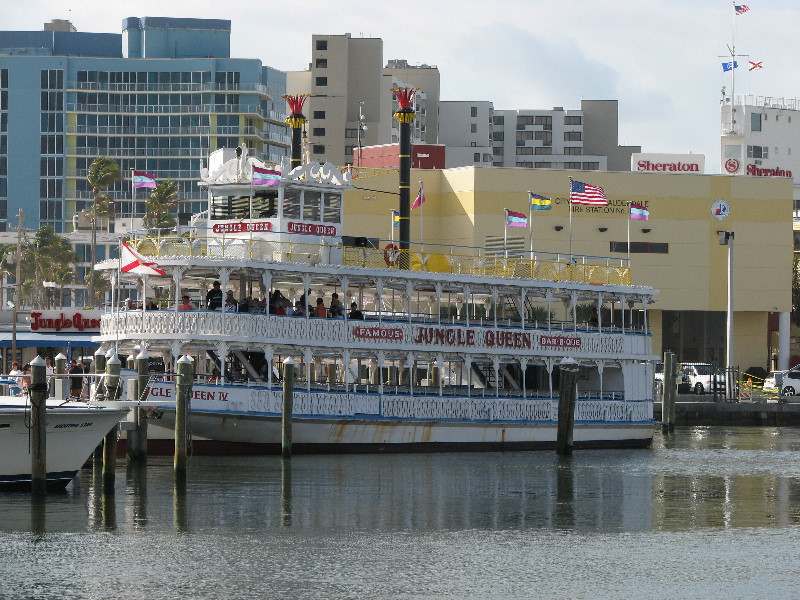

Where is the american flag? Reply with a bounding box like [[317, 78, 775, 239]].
[[569, 179, 608, 206], [734, 5, 750, 15]]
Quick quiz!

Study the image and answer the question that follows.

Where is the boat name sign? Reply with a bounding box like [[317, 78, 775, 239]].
[[212, 221, 272, 234], [287, 222, 337, 236]]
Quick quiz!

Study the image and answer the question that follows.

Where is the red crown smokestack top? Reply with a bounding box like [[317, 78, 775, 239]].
[[282, 94, 310, 169], [392, 87, 418, 268], [392, 87, 418, 111]]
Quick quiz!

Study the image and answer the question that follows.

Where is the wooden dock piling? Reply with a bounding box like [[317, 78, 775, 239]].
[[662, 351, 676, 433], [556, 357, 580, 456], [282, 357, 295, 459], [174, 355, 194, 478], [102, 353, 121, 493], [126, 349, 150, 461], [29, 356, 47, 494]]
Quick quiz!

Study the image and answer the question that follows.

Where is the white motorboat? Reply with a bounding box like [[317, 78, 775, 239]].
[[0, 396, 126, 491]]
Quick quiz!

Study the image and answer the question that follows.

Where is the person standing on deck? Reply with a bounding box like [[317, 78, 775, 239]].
[[348, 302, 364, 320], [206, 280, 223, 310], [68, 359, 84, 400]]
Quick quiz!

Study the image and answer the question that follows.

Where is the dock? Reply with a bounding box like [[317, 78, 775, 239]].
[[654, 396, 800, 426]]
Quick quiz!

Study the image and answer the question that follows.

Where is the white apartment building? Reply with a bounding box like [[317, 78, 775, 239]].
[[487, 100, 639, 172], [437, 101, 494, 168], [721, 94, 800, 210], [286, 35, 435, 166]]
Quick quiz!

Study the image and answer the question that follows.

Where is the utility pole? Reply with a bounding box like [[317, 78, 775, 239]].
[[11, 209, 23, 367]]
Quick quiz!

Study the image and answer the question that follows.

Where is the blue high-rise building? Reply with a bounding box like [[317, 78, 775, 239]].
[[0, 17, 290, 238]]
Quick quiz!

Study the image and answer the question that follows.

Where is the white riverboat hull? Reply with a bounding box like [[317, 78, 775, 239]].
[[0, 398, 127, 491], [151, 410, 655, 451], [144, 381, 655, 452]]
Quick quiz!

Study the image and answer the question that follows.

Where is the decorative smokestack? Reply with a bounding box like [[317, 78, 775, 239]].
[[282, 94, 309, 170], [392, 87, 417, 269]]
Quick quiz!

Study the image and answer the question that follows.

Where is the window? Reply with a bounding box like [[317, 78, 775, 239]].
[[564, 131, 582, 141], [747, 145, 768, 159], [565, 162, 582, 169], [315, 58, 328, 68], [516, 162, 533, 168], [582, 162, 600, 170], [493, 146, 504, 156], [313, 110, 326, 119], [516, 116, 534, 129], [751, 112, 762, 132], [473, 153, 481, 162], [534, 115, 552, 130], [516, 131, 533, 145], [316, 40, 328, 51], [313, 128, 325, 137], [516, 147, 533, 155], [492, 131, 504, 141], [534, 147, 552, 155], [470, 106, 478, 118], [534, 130, 552, 145], [564, 115, 582, 125], [492, 115, 504, 125], [725, 145, 741, 158], [345, 129, 358, 138], [315, 77, 328, 87], [470, 141, 477, 147], [470, 123, 477, 133], [534, 162, 551, 168], [564, 147, 582, 155], [312, 144, 325, 155], [611, 242, 669, 254]]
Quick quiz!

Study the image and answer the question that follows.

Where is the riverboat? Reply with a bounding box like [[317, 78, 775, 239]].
[[0, 395, 126, 491], [94, 145, 658, 452]]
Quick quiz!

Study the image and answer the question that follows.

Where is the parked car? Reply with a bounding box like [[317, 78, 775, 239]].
[[680, 363, 725, 395], [654, 362, 691, 394], [766, 369, 800, 397]]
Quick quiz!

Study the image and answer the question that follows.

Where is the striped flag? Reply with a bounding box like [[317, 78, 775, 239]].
[[734, 4, 749, 15], [530, 192, 552, 210], [120, 241, 166, 276], [630, 203, 649, 221], [570, 179, 608, 206], [506, 209, 528, 228], [133, 171, 156, 189], [392, 210, 400, 227], [412, 182, 425, 210], [253, 166, 281, 186]]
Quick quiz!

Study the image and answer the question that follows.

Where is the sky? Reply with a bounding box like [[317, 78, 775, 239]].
[[4, 0, 799, 174]]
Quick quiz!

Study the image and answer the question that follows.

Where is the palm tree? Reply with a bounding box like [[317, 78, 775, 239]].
[[143, 180, 179, 235], [87, 157, 122, 306]]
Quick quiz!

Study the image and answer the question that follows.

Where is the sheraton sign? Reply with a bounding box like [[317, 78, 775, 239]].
[[631, 153, 705, 174]]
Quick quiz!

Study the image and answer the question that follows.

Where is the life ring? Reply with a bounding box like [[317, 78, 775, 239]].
[[384, 243, 399, 266]]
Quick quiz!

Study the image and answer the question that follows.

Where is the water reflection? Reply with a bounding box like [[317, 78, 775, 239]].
[[0, 427, 799, 536]]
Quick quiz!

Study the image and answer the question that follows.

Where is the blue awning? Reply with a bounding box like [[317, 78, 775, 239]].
[[0, 332, 98, 348]]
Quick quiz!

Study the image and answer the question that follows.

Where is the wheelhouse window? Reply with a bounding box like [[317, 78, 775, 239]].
[[323, 192, 342, 223]]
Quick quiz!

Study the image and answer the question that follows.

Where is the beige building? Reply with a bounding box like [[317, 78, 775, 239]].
[[286, 34, 437, 167], [342, 167, 793, 371]]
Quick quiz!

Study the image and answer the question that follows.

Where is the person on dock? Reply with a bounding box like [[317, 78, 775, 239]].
[[206, 280, 223, 310], [8, 361, 23, 395], [348, 302, 364, 320]]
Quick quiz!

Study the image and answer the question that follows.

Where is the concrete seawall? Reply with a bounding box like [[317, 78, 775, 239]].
[[654, 398, 800, 426]]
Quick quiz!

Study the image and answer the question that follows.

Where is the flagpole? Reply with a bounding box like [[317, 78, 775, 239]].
[[419, 180, 424, 253], [730, 1, 737, 133], [568, 178, 574, 261], [528, 192, 533, 259], [503, 209, 508, 260], [626, 201, 631, 265]]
